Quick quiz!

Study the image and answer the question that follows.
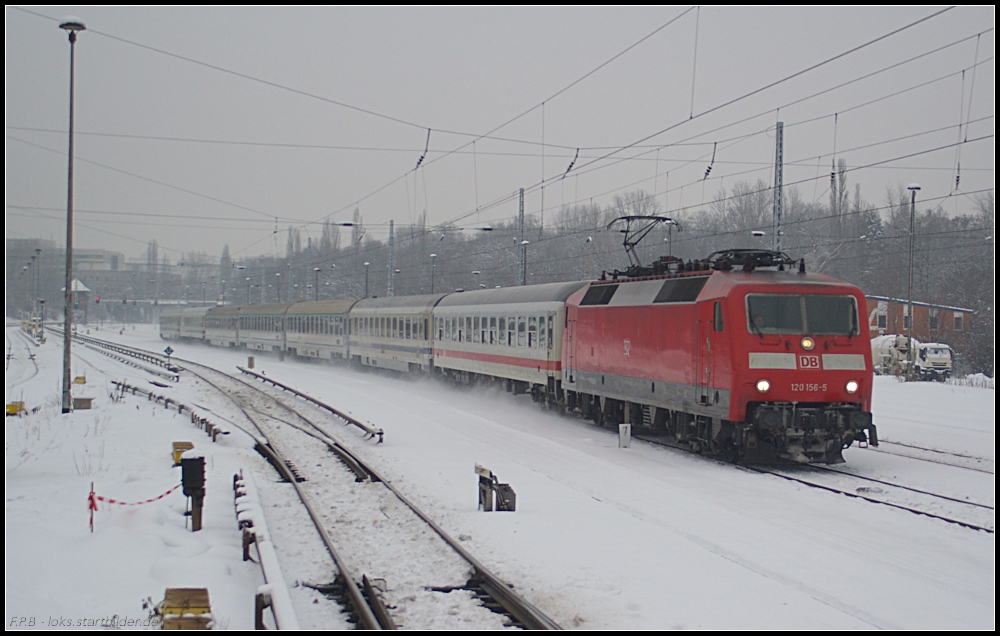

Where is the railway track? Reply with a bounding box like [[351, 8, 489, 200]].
[[865, 439, 994, 474], [68, 332, 560, 630], [751, 464, 994, 534], [6, 327, 40, 369], [634, 432, 994, 534]]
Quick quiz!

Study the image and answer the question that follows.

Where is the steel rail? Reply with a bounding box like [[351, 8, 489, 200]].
[[806, 464, 994, 510], [747, 466, 994, 534], [178, 360, 385, 630], [238, 366, 384, 442], [69, 332, 561, 629], [635, 432, 994, 534]]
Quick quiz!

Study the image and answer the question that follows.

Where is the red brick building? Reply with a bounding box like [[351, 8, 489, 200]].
[[865, 296, 973, 348]]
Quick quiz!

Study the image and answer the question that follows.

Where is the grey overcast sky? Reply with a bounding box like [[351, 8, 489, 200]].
[[5, 6, 995, 263]]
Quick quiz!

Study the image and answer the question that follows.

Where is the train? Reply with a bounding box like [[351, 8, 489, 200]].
[[161, 249, 878, 464]]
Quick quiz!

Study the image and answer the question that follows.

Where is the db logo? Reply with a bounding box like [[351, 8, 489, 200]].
[[798, 355, 820, 369]]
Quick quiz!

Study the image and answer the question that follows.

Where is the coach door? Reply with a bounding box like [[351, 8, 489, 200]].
[[565, 310, 577, 385], [695, 304, 715, 407]]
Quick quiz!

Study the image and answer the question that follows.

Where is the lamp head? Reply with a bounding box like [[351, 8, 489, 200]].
[[59, 17, 86, 32]]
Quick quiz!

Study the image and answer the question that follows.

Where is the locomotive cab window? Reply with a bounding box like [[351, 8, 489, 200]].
[[746, 294, 859, 336]]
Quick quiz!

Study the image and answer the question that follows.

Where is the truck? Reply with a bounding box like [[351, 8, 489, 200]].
[[871, 335, 953, 381]]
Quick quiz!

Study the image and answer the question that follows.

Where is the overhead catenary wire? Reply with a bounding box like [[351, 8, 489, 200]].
[[435, 13, 984, 231], [9, 5, 989, 267]]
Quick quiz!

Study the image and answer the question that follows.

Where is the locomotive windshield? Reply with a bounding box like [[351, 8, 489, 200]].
[[745, 294, 859, 336]]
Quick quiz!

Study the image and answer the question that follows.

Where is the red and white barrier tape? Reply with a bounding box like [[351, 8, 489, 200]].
[[89, 484, 181, 511]]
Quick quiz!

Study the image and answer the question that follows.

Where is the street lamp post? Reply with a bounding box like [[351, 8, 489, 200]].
[[60, 16, 85, 414], [30, 256, 37, 314], [520, 240, 530, 286], [429, 253, 437, 293], [314, 268, 321, 301], [275, 272, 281, 303], [235, 265, 247, 304], [364, 262, 370, 298], [35, 248, 42, 316], [906, 183, 921, 381], [24, 264, 31, 314]]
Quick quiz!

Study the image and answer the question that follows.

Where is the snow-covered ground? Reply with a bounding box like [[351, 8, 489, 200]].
[[5, 323, 995, 629]]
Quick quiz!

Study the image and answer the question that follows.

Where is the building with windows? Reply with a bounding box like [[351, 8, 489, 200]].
[[865, 295, 972, 348]]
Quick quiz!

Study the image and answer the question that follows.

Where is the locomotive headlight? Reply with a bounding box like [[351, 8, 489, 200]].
[[845, 380, 859, 394], [801, 336, 816, 350], [755, 379, 771, 393]]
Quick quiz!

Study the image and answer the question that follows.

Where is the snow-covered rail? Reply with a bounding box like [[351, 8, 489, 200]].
[[635, 432, 994, 534], [749, 465, 994, 534], [869, 439, 994, 474], [237, 366, 384, 443], [185, 358, 560, 629]]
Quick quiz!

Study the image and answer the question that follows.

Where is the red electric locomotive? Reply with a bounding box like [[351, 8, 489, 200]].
[[561, 249, 877, 464]]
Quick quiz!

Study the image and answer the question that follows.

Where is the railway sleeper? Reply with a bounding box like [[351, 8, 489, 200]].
[[253, 443, 307, 483], [429, 578, 522, 628], [303, 576, 370, 629]]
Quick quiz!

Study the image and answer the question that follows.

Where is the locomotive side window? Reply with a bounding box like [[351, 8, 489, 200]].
[[654, 276, 709, 303], [746, 294, 859, 335], [581, 284, 618, 305], [714, 301, 724, 332]]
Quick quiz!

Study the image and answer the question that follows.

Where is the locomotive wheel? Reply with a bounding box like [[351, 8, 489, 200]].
[[716, 439, 740, 463]]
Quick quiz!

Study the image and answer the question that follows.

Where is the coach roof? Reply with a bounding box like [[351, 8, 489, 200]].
[[353, 293, 449, 311], [437, 281, 589, 307]]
